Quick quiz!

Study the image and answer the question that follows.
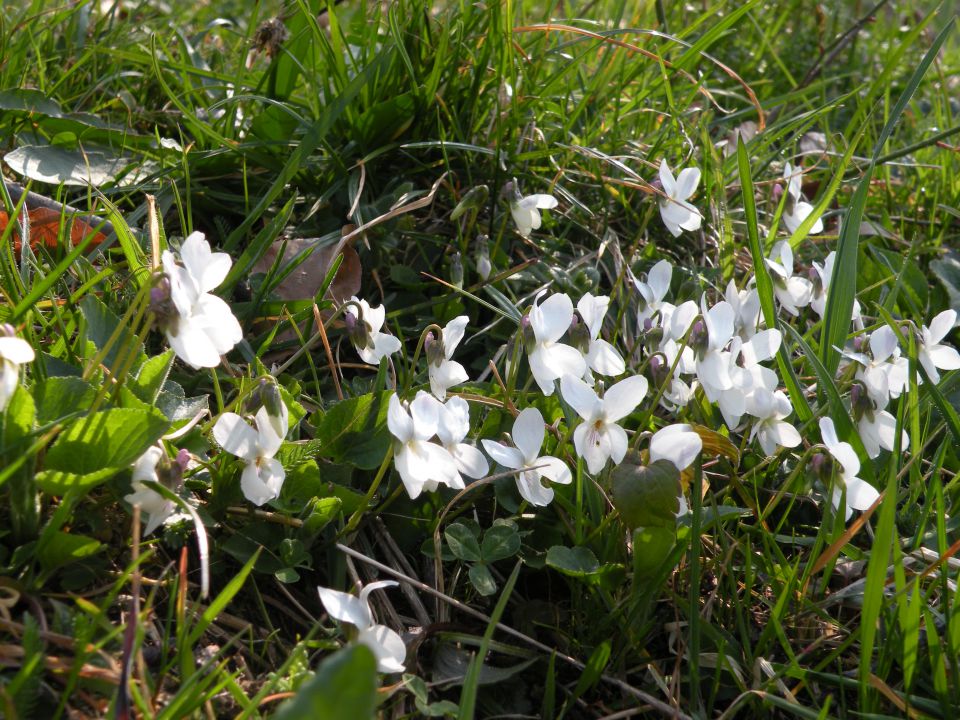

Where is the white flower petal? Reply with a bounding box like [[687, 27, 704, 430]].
[[436, 396, 471, 446], [254, 405, 286, 458], [535, 455, 572, 485], [409, 392, 441, 441], [318, 586, 372, 629], [650, 424, 701, 471], [845, 476, 879, 512], [576, 293, 609, 338], [926, 345, 960, 372], [560, 375, 601, 421], [481, 439, 524, 470], [358, 625, 406, 673], [602, 375, 647, 423], [0, 337, 35, 364], [511, 407, 545, 463], [542, 343, 587, 383], [516, 469, 555, 506], [869, 326, 898, 363], [429, 359, 468, 401], [658, 159, 677, 196], [741, 329, 781, 366], [927, 310, 956, 344], [586, 339, 625, 376], [167, 320, 222, 369], [648, 260, 672, 303], [213, 413, 261, 461], [451, 443, 489, 479], [675, 167, 701, 200], [532, 293, 574, 344], [387, 394, 414, 443], [442, 316, 469, 357]]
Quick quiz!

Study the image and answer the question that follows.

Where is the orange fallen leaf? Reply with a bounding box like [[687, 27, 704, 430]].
[[0, 207, 106, 254]]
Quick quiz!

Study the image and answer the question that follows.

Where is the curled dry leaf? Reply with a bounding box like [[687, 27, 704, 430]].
[[1, 207, 106, 254]]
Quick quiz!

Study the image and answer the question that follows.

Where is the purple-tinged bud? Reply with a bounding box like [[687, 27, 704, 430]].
[[849, 381, 874, 421], [810, 452, 833, 483], [648, 353, 668, 386], [0, 323, 15, 338], [689, 318, 709, 356], [345, 307, 371, 350], [425, 331, 445, 367], [149, 276, 178, 332], [772, 182, 784, 202], [643, 317, 655, 333], [852, 335, 866, 354], [521, 314, 537, 354], [649, 178, 663, 194], [157, 450, 186, 491]]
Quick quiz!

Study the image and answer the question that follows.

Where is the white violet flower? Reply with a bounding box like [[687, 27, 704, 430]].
[[213, 399, 288, 506], [561, 374, 648, 474], [635, 259, 673, 327], [125, 446, 182, 536], [746, 388, 801, 456], [436, 397, 489, 480], [525, 292, 587, 395], [427, 315, 470, 400], [387, 392, 462, 499], [765, 241, 813, 316], [811, 251, 862, 325], [318, 581, 406, 673], [510, 191, 558, 238], [782, 162, 824, 236], [481, 407, 572, 506], [818, 417, 879, 521], [577, 293, 625, 377], [0, 325, 34, 412], [159, 232, 243, 369], [658, 160, 702, 237], [345, 297, 402, 365], [918, 309, 960, 384]]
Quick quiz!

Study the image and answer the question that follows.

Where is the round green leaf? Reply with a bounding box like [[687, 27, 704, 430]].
[[609, 455, 682, 529]]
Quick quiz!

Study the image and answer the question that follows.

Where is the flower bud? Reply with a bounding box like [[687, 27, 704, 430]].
[[772, 182, 784, 203], [689, 318, 709, 357], [149, 276, 178, 332], [345, 306, 371, 350], [503, 178, 521, 202], [567, 315, 590, 354], [451, 185, 490, 221], [261, 378, 284, 420], [156, 451, 185, 491], [475, 235, 492, 281], [521, 314, 537, 354], [0, 323, 15, 338], [450, 252, 464, 290], [851, 334, 866, 354], [849, 381, 874, 422], [425, 331, 445, 367], [648, 353, 668, 387], [810, 452, 834, 483]]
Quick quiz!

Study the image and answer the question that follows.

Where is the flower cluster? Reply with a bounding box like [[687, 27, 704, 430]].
[[6, 153, 956, 679]]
